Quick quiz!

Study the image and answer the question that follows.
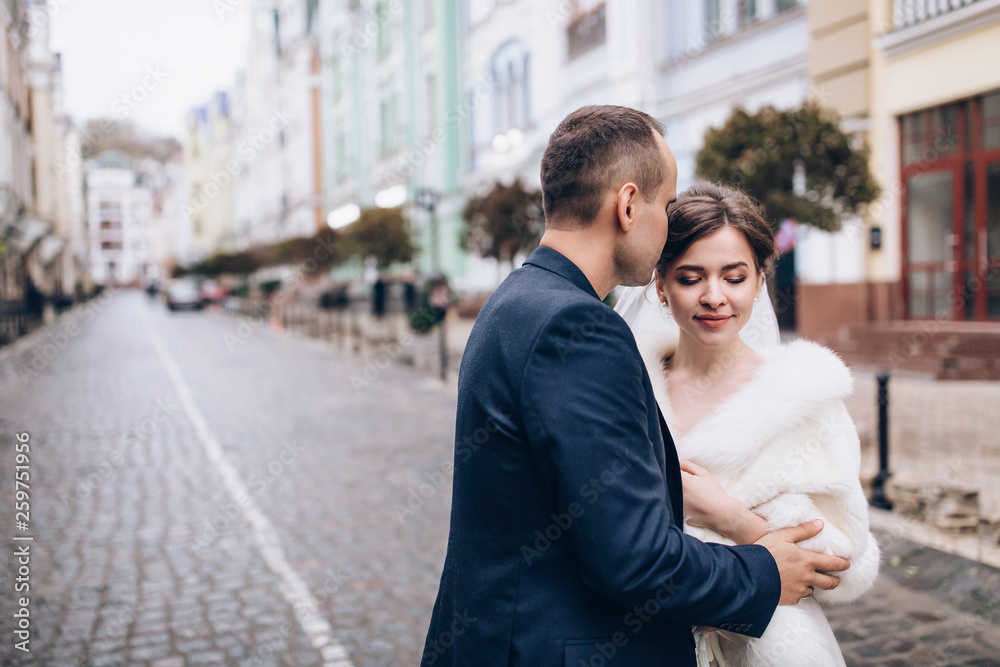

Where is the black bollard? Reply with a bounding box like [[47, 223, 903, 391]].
[[871, 372, 893, 510]]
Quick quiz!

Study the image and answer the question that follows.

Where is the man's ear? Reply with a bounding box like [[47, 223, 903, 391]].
[[615, 183, 639, 232]]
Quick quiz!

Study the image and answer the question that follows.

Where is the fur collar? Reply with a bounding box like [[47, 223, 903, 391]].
[[633, 331, 853, 480]]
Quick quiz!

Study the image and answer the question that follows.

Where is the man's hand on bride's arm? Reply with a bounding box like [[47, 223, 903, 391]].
[[679, 460, 769, 545], [754, 520, 852, 605]]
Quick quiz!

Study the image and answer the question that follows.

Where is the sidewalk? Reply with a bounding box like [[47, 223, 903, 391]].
[[845, 369, 1000, 524], [832, 520, 1000, 666]]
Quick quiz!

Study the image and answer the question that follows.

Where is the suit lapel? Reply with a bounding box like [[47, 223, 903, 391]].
[[658, 409, 685, 526]]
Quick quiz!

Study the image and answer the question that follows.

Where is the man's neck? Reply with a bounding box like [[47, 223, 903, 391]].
[[539, 229, 616, 300]]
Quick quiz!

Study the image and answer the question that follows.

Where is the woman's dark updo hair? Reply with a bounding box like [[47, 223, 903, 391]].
[[655, 182, 779, 278]]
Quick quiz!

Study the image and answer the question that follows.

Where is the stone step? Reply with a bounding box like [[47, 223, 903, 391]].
[[814, 322, 1000, 379]]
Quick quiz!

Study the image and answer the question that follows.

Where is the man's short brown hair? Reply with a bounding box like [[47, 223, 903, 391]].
[[540, 105, 666, 226]]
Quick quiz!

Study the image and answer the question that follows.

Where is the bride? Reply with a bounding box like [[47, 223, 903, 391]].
[[616, 183, 880, 666]]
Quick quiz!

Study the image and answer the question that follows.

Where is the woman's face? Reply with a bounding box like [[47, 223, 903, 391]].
[[655, 225, 763, 349]]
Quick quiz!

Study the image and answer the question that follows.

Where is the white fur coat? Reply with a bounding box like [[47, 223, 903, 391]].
[[633, 329, 880, 666]]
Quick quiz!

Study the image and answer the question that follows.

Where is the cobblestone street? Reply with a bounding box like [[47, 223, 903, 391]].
[[0, 292, 456, 665], [0, 291, 998, 666]]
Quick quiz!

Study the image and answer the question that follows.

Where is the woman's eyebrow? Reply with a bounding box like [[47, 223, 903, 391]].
[[674, 261, 748, 272]]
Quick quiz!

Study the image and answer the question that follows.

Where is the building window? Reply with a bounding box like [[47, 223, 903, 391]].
[[273, 9, 281, 56], [777, 0, 798, 12], [329, 56, 342, 101], [901, 90, 1000, 321], [306, 0, 319, 35], [983, 91, 1000, 150], [705, 0, 722, 42], [492, 40, 530, 135], [381, 95, 398, 157], [335, 133, 348, 183], [424, 0, 434, 32], [740, 0, 756, 28], [567, 1, 606, 60], [426, 73, 437, 137], [377, 2, 392, 59]]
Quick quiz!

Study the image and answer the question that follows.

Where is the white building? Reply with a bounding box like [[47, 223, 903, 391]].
[[464, 0, 655, 192], [460, 1, 856, 308], [231, 0, 323, 249], [459, 0, 664, 288], [656, 0, 849, 328], [656, 1, 811, 189], [147, 155, 188, 277], [84, 151, 154, 286]]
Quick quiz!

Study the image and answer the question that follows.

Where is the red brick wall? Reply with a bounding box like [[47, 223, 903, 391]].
[[797, 282, 902, 343]]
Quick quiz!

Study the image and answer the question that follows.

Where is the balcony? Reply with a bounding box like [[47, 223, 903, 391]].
[[567, 4, 606, 60], [892, 0, 990, 29], [880, 0, 1000, 56]]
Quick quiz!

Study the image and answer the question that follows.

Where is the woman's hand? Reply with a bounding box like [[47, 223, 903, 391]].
[[680, 460, 769, 545], [680, 460, 736, 530]]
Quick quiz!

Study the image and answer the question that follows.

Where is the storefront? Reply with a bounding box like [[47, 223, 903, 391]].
[[901, 89, 1000, 321]]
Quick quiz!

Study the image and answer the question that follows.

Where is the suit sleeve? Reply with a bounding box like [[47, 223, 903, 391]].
[[520, 300, 780, 636]]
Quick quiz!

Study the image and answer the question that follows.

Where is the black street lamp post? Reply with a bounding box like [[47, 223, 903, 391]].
[[871, 372, 893, 510], [416, 188, 447, 381]]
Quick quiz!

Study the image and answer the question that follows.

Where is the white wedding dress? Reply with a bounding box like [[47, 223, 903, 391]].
[[616, 286, 879, 667]]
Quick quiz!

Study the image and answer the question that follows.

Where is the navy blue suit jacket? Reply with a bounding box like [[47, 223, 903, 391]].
[[422, 247, 780, 666]]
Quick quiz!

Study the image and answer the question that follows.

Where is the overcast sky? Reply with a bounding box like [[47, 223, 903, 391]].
[[49, 0, 251, 140]]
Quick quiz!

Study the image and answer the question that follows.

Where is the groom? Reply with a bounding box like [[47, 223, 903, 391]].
[[421, 105, 849, 665]]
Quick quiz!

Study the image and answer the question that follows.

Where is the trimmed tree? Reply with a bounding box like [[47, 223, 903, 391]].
[[268, 229, 342, 267], [193, 249, 266, 277], [184, 229, 342, 285], [342, 206, 416, 269], [461, 179, 544, 263], [696, 103, 880, 231]]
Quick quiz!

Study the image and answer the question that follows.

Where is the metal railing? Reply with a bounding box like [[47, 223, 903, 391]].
[[892, 0, 988, 30], [0, 303, 42, 346]]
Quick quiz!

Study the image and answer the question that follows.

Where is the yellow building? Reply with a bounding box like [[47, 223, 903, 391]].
[[802, 0, 1000, 378], [182, 92, 236, 260]]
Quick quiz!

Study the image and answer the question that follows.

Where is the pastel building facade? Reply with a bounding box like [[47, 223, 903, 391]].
[[183, 92, 236, 260], [231, 0, 325, 250], [798, 0, 1000, 377], [1, 0, 35, 305], [84, 152, 153, 286], [2, 0, 88, 316], [318, 0, 465, 280]]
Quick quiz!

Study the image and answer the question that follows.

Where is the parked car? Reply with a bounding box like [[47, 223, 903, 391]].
[[166, 279, 203, 311], [199, 280, 227, 304]]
